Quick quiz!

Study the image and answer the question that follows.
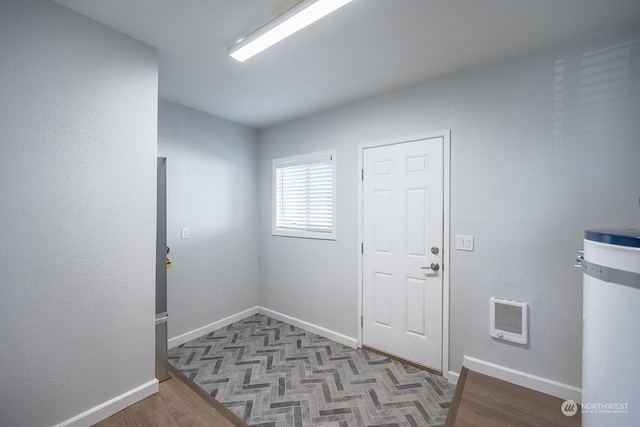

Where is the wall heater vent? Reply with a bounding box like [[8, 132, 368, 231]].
[[490, 297, 528, 345]]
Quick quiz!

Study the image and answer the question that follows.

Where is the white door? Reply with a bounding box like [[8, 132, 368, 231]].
[[362, 137, 443, 370]]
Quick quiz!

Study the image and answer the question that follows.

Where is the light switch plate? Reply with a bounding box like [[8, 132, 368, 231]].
[[181, 228, 189, 239], [456, 235, 474, 251]]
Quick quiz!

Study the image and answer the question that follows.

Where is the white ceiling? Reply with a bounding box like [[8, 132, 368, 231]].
[[53, 0, 640, 129]]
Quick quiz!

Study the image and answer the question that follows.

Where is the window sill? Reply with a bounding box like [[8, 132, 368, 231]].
[[272, 228, 336, 241]]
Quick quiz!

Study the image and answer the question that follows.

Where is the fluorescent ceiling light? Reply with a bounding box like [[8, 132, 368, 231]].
[[229, 0, 353, 62]]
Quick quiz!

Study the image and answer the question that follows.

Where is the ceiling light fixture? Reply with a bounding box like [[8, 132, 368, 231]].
[[229, 0, 353, 62]]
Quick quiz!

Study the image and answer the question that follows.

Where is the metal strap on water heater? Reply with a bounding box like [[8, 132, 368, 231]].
[[575, 251, 640, 289]]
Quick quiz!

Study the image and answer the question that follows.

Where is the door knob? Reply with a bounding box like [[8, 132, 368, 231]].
[[422, 263, 440, 271]]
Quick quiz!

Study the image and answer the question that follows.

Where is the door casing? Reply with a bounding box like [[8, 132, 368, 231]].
[[357, 130, 451, 380]]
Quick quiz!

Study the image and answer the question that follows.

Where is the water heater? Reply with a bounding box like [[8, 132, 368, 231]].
[[577, 228, 640, 426]]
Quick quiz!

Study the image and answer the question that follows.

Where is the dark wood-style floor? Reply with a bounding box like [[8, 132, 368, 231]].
[[94, 365, 247, 426], [445, 367, 581, 427]]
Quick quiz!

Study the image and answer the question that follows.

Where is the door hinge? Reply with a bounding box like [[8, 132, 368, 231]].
[[361, 316, 363, 327], [361, 242, 364, 254], [361, 169, 364, 180]]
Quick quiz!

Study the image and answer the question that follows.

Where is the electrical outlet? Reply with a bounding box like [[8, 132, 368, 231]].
[[181, 228, 189, 239]]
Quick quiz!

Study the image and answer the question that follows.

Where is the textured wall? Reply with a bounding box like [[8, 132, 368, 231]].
[[158, 101, 259, 340], [257, 24, 640, 388], [0, 1, 158, 426]]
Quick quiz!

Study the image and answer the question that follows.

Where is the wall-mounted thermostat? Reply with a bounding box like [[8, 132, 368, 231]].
[[490, 297, 528, 345]]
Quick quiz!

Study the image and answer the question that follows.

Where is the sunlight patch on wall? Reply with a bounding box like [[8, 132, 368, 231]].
[[579, 39, 638, 142]]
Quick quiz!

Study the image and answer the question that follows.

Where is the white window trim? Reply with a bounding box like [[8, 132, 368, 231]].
[[272, 149, 337, 240]]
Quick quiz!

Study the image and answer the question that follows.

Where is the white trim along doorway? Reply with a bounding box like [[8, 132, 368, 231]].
[[357, 130, 451, 380]]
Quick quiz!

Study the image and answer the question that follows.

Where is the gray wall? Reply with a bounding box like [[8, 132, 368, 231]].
[[158, 101, 259, 340], [0, 1, 158, 426], [258, 25, 640, 388]]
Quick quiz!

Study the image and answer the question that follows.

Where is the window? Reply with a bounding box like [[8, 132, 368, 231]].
[[272, 150, 336, 240]]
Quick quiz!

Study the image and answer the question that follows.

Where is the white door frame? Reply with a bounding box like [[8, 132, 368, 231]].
[[357, 130, 451, 379]]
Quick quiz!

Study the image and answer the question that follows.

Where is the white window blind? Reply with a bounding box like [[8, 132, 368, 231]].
[[273, 151, 336, 239]]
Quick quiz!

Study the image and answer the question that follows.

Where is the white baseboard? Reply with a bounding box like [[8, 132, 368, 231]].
[[258, 307, 359, 349], [167, 306, 358, 351], [168, 306, 259, 349], [447, 371, 460, 385], [54, 379, 158, 427], [463, 356, 582, 403]]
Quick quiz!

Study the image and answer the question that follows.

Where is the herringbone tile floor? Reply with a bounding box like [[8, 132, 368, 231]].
[[169, 314, 453, 426]]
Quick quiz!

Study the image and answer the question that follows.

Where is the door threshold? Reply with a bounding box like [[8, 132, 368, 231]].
[[362, 345, 442, 376]]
